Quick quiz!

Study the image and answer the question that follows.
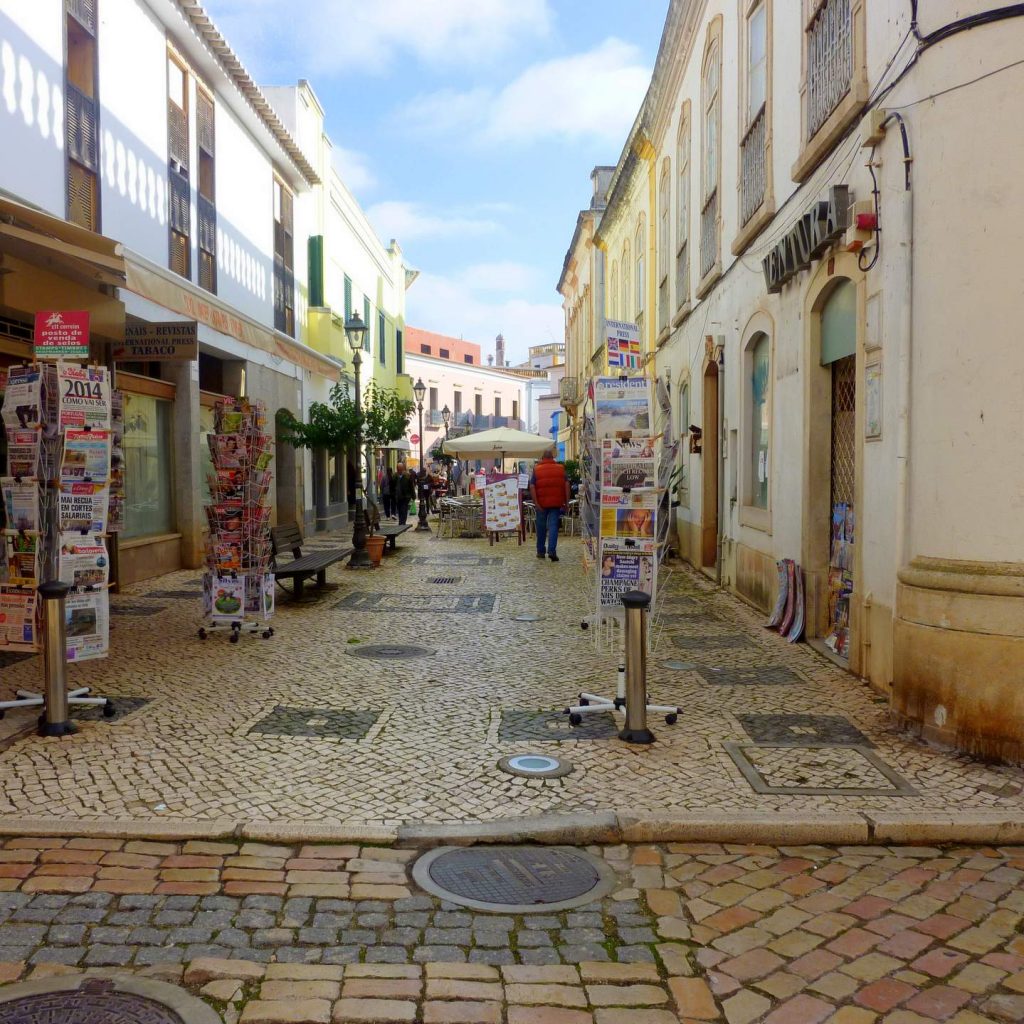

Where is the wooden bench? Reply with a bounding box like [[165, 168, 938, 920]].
[[271, 523, 352, 599], [377, 522, 412, 553]]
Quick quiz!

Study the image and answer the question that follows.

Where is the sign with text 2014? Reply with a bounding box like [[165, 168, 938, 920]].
[[34, 311, 90, 359]]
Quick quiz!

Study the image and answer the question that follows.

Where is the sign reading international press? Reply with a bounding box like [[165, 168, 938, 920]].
[[34, 311, 90, 359], [113, 321, 198, 361]]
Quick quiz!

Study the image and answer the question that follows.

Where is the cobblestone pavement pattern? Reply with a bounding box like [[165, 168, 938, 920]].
[[0, 528, 1022, 827], [0, 838, 1022, 1023]]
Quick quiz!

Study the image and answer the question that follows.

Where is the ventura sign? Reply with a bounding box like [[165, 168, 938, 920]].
[[762, 185, 850, 294], [114, 321, 198, 361]]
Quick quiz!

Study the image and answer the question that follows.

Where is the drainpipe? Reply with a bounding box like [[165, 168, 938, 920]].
[[716, 341, 726, 586]]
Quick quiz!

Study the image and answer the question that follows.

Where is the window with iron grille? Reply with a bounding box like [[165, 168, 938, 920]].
[[806, 0, 852, 141], [676, 114, 690, 308], [378, 311, 386, 364], [273, 178, 295, 336], [167, 55, 190, 278], [740, 2, 768, 226], [64, 2, 99, 231], [196, 90, 216, 293], [634, 218, 645, 333], [363, 297, 371, 352], [344, 275, 352, 320], [700, 39, 721, 280]]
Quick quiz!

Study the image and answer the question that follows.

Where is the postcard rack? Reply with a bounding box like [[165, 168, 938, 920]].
[[198, 398, 275, 642]]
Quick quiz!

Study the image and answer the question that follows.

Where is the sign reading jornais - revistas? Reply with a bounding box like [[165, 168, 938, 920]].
[[113, 321, 198, 362], [34, 311, 89, 360], [605, 319, 642, 372]]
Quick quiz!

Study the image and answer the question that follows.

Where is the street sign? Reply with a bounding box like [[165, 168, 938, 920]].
[[113, 321, 198, 361], [34, 311, 90, 359], [410, 434, 420, 444]]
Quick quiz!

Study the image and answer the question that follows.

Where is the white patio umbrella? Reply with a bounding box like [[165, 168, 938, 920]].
[[440, 426, 554, 462]]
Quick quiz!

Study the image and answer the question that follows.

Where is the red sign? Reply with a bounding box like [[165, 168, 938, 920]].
[[34, 311, 90, 359], [410, 434, 420, 445]]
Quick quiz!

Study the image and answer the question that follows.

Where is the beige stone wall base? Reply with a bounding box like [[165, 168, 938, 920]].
[[734, 541, 775, 613], [118, 534, 184, 586]]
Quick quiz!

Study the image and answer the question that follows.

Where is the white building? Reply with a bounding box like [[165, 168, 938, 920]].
[[558, 0, 1024, 761], [0, 0, 404, 578]]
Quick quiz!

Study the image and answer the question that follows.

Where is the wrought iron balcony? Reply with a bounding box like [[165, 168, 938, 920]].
[[807, 0, 853, 139], [740, 106, 767, 226]]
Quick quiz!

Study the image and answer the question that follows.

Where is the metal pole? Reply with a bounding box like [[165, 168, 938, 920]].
[[38, 581, 76, 737], [619, 590, 654, 744], [348, 350, 372, 568], [416, 401, 430, 532]]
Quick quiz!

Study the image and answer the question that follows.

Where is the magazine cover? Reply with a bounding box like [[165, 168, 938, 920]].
[[4, 532, 41, 587], [600, 501, 657, 539], [594, 377, 653, 438], [598, 539, 657, 608], [600, 437, 657, 489], [57, 363, 111, 431], [1, 367, 41, 429], [2, 478, 39, 532], [210, 574, 246, 621], [58, 536, 109, 589], [64, 589, 109, 661]]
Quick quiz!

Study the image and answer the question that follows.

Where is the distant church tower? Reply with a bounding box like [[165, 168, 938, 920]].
[[495, 334, 505, 369]]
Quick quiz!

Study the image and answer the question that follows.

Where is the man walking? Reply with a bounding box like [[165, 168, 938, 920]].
[[394, 462, 416, 526], [529, 448, 570, 562]]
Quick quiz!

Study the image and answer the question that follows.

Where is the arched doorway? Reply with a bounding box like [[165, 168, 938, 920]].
[[701, 360, 719, 569]]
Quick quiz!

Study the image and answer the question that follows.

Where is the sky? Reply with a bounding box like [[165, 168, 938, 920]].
[[201, 0, 668, 365]]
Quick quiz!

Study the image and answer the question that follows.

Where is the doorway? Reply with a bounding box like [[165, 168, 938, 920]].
[[701, 361, 719, 569]]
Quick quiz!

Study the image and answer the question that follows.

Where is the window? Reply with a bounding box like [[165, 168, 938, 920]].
[[621, 242, 631, 322], [494, 397, 501, 418], [420, 344, 431, 355], [440, 348, 450, 359], [740, 2, 768, 226], [700, 36, 721, 281], [677, 379, 690, 507], [363, 297, 371, 352], [610, 261, 619, 320], [474, 394, 483, 417], [463, 354, 473, 364], [167, 55, 190, 278], [123, 393, 175, 539], [344, 275, 352, 319], [65, 0, 100, 231], [378, 311, 386, 364], [273, 178, 295, 335], [396, 328, 404, 374], [454, 391, 462, 416], [749, 333, 770, 509], [676, 111, 690, 308], [806, 0, 852, 141], [196, 89, 216, 293], [634, 218, 646, 329], [658, 162, 670, 333], [429, 387, 438, 412], [512, 399, 519, 421]]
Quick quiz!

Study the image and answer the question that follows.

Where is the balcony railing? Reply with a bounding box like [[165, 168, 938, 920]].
[[700, 189, 718, 280], [65, 83, 98, 172], [807, 0, 852, 139], [453, 413, 523, 431], [740, 106, 767, 226]]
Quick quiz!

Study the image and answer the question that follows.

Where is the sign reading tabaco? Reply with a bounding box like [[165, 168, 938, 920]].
[[113, 321, 198, 361], [762, 185, 850, 294]]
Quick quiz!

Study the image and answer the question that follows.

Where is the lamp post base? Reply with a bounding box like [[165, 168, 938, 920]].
[[348, 500, 374, 569]]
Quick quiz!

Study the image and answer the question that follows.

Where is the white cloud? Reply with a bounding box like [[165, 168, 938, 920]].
[[331, 146, 376, 194], [204, 0, 551, 78], [407, 269, 562, 366], [365, 201, 501, 242], [400, 38, 651, 147], [457, 262, 537, 294]]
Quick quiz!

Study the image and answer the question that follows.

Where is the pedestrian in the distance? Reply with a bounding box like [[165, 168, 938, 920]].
[[381, 466, 395, 519], [529, 447, 570, 562], [394, 462, 416, 526]]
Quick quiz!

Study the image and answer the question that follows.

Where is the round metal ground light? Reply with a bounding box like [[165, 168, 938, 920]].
[[497, 753, 573, 779], [412, 845, 615, 913], [347, 643, 436, 660], [0, 976, 220, 1024]]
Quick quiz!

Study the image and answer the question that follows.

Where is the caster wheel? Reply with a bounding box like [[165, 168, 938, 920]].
[[198, 629, 207, 640], [614, 698, 625, 710], [262, 630, 271, 639], [665, 713, 678, 725], [579, 698, 589, 706], [569, 713, 582, 726], [230, 633, 239, 644], [0, 710, 5, 720], [103, 701, 116, 719], [268, 628, 275, 636]]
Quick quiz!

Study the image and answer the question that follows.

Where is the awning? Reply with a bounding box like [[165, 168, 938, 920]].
[[123, 252, 342, 381], [386, 438, 411, 452]]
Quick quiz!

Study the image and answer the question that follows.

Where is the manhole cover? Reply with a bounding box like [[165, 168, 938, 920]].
[[348, 644, 435, 660], [0, 976, 218, 1024], [498, 754, 572, 778], [412, 845, 614, 913]]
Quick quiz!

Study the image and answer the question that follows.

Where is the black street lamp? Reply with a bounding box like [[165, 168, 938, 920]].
[[413, 378, 430, 532], [441, 404, 451, 439], [345, 312, 371, 568]]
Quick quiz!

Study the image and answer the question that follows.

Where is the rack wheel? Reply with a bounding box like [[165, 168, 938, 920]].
[[268, 628, 275, 636], [0, 711, 5, 720], [579, 698, 589, 706], [262, 630, 272, 639], [198, 628, 207, 640], [580, 621, 589, 630], [569, 713, 583, 726], [230, 632, 239, 644], [665, 713, 678, 725], [103, 701, 116, 719]]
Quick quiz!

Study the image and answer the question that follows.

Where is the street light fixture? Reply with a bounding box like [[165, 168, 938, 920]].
[[413, 377, 430, 532], [345, 312, 371, 568], [441, 404, 451, 437]]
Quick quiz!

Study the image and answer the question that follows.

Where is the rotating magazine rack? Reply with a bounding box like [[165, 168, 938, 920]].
[[197, 398, 276, 643], [564, 371, 680, 730], [0, 360, 117, 732]]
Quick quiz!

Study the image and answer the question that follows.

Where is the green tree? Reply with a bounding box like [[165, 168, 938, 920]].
[[361, 381, 416, 450], [276, 381, 361, 452]]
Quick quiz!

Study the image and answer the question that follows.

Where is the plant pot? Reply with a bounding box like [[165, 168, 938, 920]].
[[366, 534, 386, 566]]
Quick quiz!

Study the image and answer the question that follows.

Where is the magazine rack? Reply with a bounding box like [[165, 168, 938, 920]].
[[198, 398, 275, 642]]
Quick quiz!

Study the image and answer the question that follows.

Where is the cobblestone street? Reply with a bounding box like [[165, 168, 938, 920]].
[[0, 837, 1022, 1023], [0, 529, 1021, 836]]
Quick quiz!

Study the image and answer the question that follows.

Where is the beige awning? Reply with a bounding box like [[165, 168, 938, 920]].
[[123, 253, 341, 381]]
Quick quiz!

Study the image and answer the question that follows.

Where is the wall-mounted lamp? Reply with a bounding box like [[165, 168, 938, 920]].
[[688, 424, 703, 454]]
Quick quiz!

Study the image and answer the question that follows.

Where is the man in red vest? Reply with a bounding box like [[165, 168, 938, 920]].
[[529, 448, 571, 562]]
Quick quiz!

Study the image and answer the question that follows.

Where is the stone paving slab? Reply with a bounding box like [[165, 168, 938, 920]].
[[0, 527, 1021, 837], [0, 840, 1022, 1024]]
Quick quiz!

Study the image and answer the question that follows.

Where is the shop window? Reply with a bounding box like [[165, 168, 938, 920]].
[[123, 394, 175, 539], [273, 178, 295, 336], [748, 333, 770, 509], [65, 1, 99, 231]]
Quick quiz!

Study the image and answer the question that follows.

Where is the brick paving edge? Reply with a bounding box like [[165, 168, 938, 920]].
[[0, 808, 1023, 846]]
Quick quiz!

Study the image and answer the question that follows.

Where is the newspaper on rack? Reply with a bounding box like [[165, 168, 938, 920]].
[[58, 535, 109, 590], [64, 589, 109, 661], [107, 390, 125, 533], [56, 363, 111, 431], [4, 532, 41, 587], [0, 588, 38, 651], [593, 376, 653, 438], [598, 538, 657, 608], [2, 477, 40, 532]]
